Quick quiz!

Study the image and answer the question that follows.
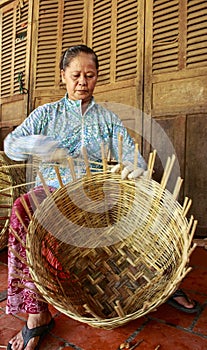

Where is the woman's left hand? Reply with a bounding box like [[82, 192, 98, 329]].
[[111, 160, 148, 180]]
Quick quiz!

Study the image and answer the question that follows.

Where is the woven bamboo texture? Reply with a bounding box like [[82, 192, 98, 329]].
[[23, 150, 197, 329], [0, 152, 26, 250]]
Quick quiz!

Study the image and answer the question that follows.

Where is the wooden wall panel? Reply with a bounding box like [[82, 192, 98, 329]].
[[152, 76, 207, 115], [151, 115, 186, 195], [185, 114, 207, 234], [1, 97, 26, 123], [144, 0, 207, 235]]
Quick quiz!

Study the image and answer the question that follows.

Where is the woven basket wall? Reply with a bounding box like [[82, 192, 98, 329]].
[[26, 171, 196, 329], [0, 152, 26, 250]]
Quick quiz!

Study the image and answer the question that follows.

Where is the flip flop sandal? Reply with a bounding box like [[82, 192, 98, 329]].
[[167, 289, 201, 314], [7, 318, 55, 350]]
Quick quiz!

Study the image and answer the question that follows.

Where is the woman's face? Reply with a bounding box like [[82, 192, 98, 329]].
[[61, 52, 98, 104]]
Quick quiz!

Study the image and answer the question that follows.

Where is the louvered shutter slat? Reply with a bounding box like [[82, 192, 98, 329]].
[[1, 10, 13, 97], [187, 0, 207, 68], [152, 0, 179, 73], [61, 1, 84, 51], [14, 0, 29, 94], [188, 1, 206, 12], [92, 0, 111, 85], [116, 0, 138, 81]]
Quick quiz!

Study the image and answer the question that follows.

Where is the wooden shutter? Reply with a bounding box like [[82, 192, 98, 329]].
[[152, 0, 207, 73], [1, 6, 14, 98], [0, 0, 32, 141], [89, 0, 141, 86], [116, 0, 139, 81], [152, 0, 179, 73], [60, 0, 86, 88], [90, 0, 111, 85], [32, 0, 85, 106], [62, 0, 86, 52], [186, 0, 207, 68], [34, 0, 61, 89], [14, 0, 30, 94], [1, 0, 30, 98]]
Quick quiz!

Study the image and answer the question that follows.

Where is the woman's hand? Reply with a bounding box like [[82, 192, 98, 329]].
[[111, 160, 148, 180]]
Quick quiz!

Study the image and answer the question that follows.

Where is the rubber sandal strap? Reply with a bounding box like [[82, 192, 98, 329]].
[[21, 318, 54, 349], [167, 289, 201, 314], [170, 289, 189, 300]]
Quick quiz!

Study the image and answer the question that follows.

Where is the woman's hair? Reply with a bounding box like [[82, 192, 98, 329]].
[[59, 44, 99, 71]]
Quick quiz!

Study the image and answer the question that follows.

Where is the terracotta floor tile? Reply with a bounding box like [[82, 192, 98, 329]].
[[0, 263, 8, 291], [190, 247, 207, 268], [148, 301, 199, 329], [0, 314, 25, 348], [181, 266, 207, 295], [133, 320, 207, 350], [52, 313, 147, 350], [0, 299, 7, 309], [193, 304, 207, 336], [37, 332, 64, 350]]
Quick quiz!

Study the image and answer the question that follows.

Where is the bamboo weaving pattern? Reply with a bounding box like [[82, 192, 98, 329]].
[[21, 147, 197, 329]]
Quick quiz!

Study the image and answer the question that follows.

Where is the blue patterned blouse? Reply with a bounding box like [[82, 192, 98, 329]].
[[4, 94, 146, 188]]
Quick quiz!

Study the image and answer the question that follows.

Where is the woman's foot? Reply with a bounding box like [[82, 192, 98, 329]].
[[174, 294, 195, 309], [8, 311, 53, 350], [167, 289, 201, 313]]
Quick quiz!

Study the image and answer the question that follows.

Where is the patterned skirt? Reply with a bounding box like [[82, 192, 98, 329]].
[[6, 186, 55, 314]]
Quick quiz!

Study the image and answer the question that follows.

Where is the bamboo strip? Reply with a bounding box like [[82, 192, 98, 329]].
[[148, 149, 156, 179], [173, 176, 183, 200], [9, 246, 30, 267], [182, 198, 192, 217], [0, 182, 35, 193], [160, 154, 175, 189], [20, 195, 32, 220], [101, 142, 107, 172], [10, 226, 26, 248], [114, 300, 125, 317], [29, 188, 41, 210], [134, 143, 139, 169], [82, 146, 91, 178], [118, 133, 123, 171], [54, 165, 64, 188], [37, 171, 51, 196], [83, 304, 102, 320], [101, 143, 110, 226], [188, 219, 198, 243], [147, 152, 153, 174], [67, 156, 76, 181], [15, 208, 28, 233]]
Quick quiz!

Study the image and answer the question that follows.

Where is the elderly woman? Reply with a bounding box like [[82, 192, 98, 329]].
[[4, 45, 199, 350]]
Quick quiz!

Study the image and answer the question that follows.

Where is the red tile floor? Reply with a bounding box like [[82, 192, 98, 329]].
[[0, 245, 207, 350]]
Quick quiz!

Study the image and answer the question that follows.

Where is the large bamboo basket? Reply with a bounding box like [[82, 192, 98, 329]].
[[22, 147, 197, 329], [0, 152, 26, 250]]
